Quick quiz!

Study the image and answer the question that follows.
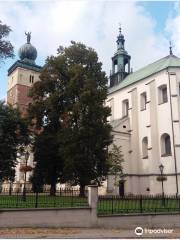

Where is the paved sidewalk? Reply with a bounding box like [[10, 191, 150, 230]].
[[0, 227, 180, 238]]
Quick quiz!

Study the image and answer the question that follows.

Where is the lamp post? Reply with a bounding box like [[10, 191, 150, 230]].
[[159, 164, 165, 206], [22, 151, 29, 201]]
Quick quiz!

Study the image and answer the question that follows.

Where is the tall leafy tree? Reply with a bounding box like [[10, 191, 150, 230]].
[[60, 42, 112, 195], [108, 144, 124, 186], [0, 102, 29, 182], [28, 41, 112, 195], [28, 53, 67, 195], [0, 21, 14, 62]]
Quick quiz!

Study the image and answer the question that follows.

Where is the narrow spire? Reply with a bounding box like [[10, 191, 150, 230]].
[[119, 22, 122, 34], [117, 24, 125, 50], [169, 41, 173, 55]]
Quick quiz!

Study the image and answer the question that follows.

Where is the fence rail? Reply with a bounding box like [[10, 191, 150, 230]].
[[98, 194, 180, 215], [0, 188, 88, 209]]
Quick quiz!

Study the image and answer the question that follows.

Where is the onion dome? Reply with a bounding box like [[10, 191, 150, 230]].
[[18, 32, 37, 64]]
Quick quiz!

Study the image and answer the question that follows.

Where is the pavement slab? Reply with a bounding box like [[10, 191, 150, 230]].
[[0, 227, 180, 238]]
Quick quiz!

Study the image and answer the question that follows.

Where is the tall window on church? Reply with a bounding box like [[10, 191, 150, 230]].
[[122, 99, 129, 117], [161, 133, 171, 156], [158, 85, 168, 104], [29, 75, 34, 84], [142, 137, 148, 158], [140, 92, 147, 110]]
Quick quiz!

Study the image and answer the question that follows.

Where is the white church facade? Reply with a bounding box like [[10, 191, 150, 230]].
[[106, 27, 180, 196]]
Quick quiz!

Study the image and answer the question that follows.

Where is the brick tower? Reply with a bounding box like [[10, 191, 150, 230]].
[[4, 33, 42, 191], [7, 32, 42, 116]]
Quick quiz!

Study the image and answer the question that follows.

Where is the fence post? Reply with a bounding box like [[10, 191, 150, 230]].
[[35, 192, 38, 208], [71, 189, 74, 207], [88, 185, 98, 226], [178, 195, 180, 212], [111, 196, 114, 214], [16, 190, 19, 208], [140, 195, 143, 213]]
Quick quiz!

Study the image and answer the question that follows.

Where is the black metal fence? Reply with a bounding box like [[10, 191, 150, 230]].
[[98, 194, 180, 215], [0, 188, 88, 209]]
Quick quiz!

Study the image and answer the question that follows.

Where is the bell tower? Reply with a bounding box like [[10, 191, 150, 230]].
[[7, 32, 42, 116], [110, 26, 131, 88]]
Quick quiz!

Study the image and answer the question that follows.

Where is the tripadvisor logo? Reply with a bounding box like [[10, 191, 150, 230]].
[[135, 227, 174, 236], [135, 227, 143, 236]]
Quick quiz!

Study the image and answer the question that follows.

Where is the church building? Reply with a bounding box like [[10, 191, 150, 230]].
[[106, 27, 180, 196], [4, 28, 180, 195]]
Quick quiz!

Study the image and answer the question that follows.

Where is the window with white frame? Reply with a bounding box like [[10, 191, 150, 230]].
[[161, 133, 171, 156], [158, 85, 168, 104], [142, 137, 148, 158], [122, 99, 129, 117], [140, 92, 147, 110]]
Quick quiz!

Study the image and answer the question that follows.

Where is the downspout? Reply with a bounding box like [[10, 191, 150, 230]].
[[167, 68, 179, 195]]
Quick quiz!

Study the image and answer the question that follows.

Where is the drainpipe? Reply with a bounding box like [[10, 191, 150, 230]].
[[167, 68, 179, 195]]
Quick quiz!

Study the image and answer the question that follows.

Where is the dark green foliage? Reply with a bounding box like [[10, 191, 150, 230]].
[[0, 21, 14, 62], [59, 42, 112, 194], [31, 129, 64, 195], [0, 102, 29, 181], [28, 41, 112, 195]]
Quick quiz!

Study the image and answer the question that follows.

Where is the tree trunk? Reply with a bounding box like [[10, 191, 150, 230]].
[[9, 182, 12, 196], [50, 183, 56, 196], [79, 184, 85, 197]]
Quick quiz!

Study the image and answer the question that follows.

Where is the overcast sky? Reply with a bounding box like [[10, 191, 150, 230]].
[[1, 1, 180, 100]]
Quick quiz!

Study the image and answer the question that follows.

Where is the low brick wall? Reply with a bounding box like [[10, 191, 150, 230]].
[[0, 207, 94, 228], [97, 213, 180, 229], [1, 208, 180, 229]]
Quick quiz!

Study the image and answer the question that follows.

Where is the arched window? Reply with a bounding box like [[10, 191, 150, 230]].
[[122, 99, 129, 117], [158, 84, 168, 104], [161, 133, 171, 156], [140, 92, 147, 110], [142, 137, 148, 158]]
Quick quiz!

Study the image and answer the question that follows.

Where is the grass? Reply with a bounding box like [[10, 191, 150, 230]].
[[0, 194, 88, 209], [98, 197, 180, 215], [1, 194, 180, 215]]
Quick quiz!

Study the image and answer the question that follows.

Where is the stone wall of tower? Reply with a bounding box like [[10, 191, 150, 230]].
[[7, 84, 32, 116], [7, 67, 41, 116]]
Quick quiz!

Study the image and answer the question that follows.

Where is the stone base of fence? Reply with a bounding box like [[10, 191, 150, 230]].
[[1, 208, 180, 229], [0, 207, 93, 228]]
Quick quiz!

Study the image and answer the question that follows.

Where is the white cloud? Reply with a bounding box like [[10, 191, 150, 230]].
[[0, 0, 171, 77]]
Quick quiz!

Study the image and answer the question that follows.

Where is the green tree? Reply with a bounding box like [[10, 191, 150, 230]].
[[31, 129, 64, 195], [0, 102, 29, 182], [58, 41, 112, 195], [108, 144, 124, 185], [28, 41, 112, 196], [28, 52, 67, 195], [0, 21, 14, 62]]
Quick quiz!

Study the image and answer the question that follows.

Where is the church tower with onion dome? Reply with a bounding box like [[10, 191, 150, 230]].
[[4, 33, 42, 190], [7, 32, 42, 116], [110, 26, 131, 88]]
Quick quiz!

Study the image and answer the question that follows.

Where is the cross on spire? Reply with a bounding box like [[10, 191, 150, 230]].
[[119, 22, 122, 34]]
